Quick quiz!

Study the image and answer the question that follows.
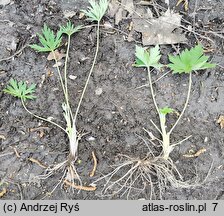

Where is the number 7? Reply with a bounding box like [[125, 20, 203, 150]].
[[212, 203, 218, 211]]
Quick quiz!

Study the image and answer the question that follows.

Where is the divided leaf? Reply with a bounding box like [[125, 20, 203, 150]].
[[60, 21, 83, 36], [159, 107, 174, 116], [134, 45, 163, 69], [81, 0, 109, 22], [168, 44, 216, 74], [30, 24, 63, 52], [3, 79, 36, 101]]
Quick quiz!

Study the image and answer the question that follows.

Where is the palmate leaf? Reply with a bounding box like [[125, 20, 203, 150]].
[[60, 21, 83, 36], [3, 79, 36, 101], [81, 0, 109, 22], [30, 24, 63, 52], [168, 44, 216, 74], [134, 45, 163, 69]]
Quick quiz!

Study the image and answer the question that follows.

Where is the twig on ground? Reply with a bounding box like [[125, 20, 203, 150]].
[[90, 151, 98, 177]]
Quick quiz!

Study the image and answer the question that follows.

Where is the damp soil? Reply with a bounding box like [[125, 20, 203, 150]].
[[0, 0, 224, 200]]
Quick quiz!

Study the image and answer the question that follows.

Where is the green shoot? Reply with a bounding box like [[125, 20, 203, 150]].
[[168, 44, 216, 74], [134, 45, 163, 118], [81, 0, 109, 22], [3, 79, 36, 101], [3, 79, 67, 133], [168, 44, 216, 136], [134, 45, 163, 69], [159, 107, 174, 116], [60, 21, 83, 36], [30, 24, 62, 52]]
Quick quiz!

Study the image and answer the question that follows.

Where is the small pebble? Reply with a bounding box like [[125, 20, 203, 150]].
[[86, 136, 96, 141], [69, 75, 77, 80], [95, 87, 103, 95]]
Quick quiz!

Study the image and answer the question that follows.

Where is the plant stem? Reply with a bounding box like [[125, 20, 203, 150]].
[[147, 66, 160, 116], [52, 50, 67, 103], [21, 99, 67, 134], [64, 35, 74, 119], [73, 21, 100, 123], [168, 72, 192, 135], [160, 113, 171, 159]]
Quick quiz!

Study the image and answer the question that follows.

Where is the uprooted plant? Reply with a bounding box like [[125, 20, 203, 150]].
[[91, 44, 216, 199], [3, 0, 108, 193]]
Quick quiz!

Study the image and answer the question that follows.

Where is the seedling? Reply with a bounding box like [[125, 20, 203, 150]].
[[4, 0, 108, 193], [135, 44, 215, 159], [93, 44, 215, 199]]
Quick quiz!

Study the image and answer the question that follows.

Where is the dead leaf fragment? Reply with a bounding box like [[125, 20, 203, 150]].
[[53, 61, 62, 67], [47, 50, 66, 61], [137, 0, 152, 6], [0, 134, 6, 140], [176, 0, 189, 11], [217, 115, 224, 129], [183, 148, 206, 158], [121, 0, 134, 14], [109, 0, 134, 25], [0, 188, 7, 198], [0, 0, 11, 6], [63, 10, 76, 18], [133, 9, 187, 45]]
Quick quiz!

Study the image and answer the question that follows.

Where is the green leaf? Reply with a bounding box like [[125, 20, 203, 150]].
[[134, 45, 163, 69], [81, 0, 109, 22], [159, 107, 174, 116], [60, 21, 83, 36], [30, 24, 62, 52], [3, 79, 36, 101], [168, 44, 216, 74]]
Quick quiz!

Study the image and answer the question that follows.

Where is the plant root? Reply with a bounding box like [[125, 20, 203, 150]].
[[90, 151, 98, 177], [38, 158, 83, 194], [92, 154, 199, 199], [64, 179, 96, 191]]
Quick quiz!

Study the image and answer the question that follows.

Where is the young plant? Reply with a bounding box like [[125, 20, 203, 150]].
[[92, 44, 215, 199], [135, 44, 215, 159], [30, 21, 83, 164], [4, 2, 108, 191]]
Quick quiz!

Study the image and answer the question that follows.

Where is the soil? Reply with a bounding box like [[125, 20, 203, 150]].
[[0, 0, 224, 200]]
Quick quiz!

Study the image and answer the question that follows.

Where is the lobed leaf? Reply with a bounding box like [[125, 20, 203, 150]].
[[3, 79, 36, 101], [134, 45, 163, 69], [60, 21, 83, 36], [30, 24, 62, 52], [81, 0, 109, 22], [168, 44, 216, 74]]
